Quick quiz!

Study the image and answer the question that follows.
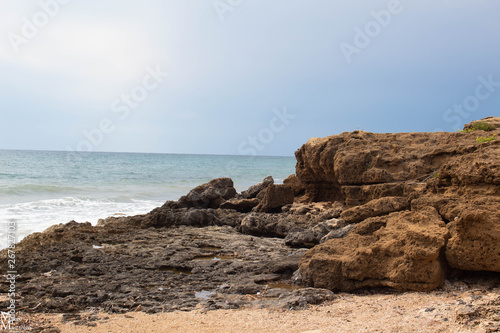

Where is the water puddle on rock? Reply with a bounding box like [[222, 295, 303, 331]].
[[195, 290, 216, 299]]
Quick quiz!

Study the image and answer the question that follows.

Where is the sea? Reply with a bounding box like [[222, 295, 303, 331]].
[[0, 150, 296, 249]]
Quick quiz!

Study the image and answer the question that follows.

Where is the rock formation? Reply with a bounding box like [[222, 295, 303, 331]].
[[297, 116, 500, 291], [1, 116, 498, 317]]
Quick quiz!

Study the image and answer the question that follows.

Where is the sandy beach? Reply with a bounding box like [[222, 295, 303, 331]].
[[17, 281, 500, 332]]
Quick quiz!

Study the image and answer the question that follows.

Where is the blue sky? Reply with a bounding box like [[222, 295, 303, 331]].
[[1, 0, 499, 156]]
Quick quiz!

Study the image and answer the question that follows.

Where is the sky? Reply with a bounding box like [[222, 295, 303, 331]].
[[0, 0, 499, 156]]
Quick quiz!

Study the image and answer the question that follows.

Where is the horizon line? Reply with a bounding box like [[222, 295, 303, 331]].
[[0, 148, 295, 158]]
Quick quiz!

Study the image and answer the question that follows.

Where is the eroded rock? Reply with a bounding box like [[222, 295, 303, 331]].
[[299, 207, 449, 291], [254, 184, 294, 213], [339, 196, 409, 224]]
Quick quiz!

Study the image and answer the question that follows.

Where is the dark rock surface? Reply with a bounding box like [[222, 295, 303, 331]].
[[241, 176, 274, 199], [220, 198, 260, 213], [4, 220, 309, 314], [178, 177, 237, 209]]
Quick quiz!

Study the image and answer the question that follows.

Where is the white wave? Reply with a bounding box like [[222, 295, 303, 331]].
[[0, 197, 163, 249]]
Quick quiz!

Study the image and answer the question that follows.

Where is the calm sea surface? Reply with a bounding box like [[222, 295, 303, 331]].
[[0, 150, 295, 248]]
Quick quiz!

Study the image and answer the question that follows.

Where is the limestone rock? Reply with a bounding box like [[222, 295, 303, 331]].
[[299, 207, 449, 292], [283, 174, 306, 197], [254, 184, 294, 213], [295, 116, 500, 204], [446, 203, 500, 272], [340, 196, 409, 224]]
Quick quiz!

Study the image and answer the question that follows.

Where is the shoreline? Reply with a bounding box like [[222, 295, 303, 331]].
[[18, 284, 500, 332], [2, 118, 499, 332]]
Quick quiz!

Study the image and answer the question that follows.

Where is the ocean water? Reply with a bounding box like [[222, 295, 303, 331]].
[[0, 150, 296, 248]]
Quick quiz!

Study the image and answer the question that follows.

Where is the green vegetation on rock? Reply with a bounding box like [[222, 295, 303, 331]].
[[476, 134, 496, 143]]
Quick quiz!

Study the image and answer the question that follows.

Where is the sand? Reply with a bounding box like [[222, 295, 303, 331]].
[[19, 286, 500, 333]]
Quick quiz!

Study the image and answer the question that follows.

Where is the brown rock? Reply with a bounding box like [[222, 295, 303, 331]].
[[299, 207, 449, 292], [446, 203, 500, 272], [283, 174, 306, 196], [439, 142, 500, 186], [254, 184, 294, 213], [339, 196, 409, 224], [295, 116, 500, 204], [220, 198, 260, 213]]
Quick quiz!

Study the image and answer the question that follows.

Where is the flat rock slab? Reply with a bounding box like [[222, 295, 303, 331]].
[[4, 224, 309, 314]]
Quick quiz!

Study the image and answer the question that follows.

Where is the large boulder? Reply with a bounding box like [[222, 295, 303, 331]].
[[178, 178, 237, 209], [254, 184, 294, 213], [299, 207, 449, 292], [294, 117, 500, 204], [445, 200, 500, 272], [412, 138, 500, 273]]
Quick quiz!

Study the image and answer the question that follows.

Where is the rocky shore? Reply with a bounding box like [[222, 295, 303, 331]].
[[1, 117, 499, 332]]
